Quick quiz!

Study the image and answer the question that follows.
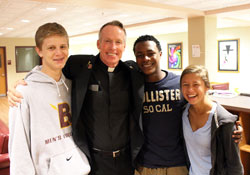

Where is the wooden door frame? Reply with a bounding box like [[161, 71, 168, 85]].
[[0, 47, 8, 96]]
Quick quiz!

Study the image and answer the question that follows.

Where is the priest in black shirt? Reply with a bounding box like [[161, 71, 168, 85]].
[[63, 20, 144, 175]]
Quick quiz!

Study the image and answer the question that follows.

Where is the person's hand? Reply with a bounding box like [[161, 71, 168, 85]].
[[232, 120, 243, 143], [7, 80, 27, 107]]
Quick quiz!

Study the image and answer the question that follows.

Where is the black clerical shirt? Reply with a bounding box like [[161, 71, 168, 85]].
[[83, 57, 131, 151]]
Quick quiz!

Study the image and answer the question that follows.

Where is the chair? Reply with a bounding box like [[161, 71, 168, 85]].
[[0, 120, 9, 175], [211, 82, 229, 90]]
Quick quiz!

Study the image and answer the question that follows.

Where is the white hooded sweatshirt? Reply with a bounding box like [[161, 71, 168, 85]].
[[9, 66, 90, 175]]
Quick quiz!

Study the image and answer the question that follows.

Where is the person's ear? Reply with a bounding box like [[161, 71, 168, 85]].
[[97, 40, 100, 50], [123, 40, 126, 49], [205, 86, 210, 93], [35, 47, 43, 58], [159, 51, 162, 57]]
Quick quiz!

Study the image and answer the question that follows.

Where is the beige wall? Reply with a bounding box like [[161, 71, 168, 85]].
[[2, 25, 250, 94], [213, 26, 250, 93], [70, 25, 250, 93], [124, 32, 188, 75], [188, 16, 206, 65], [70, 32, 188, 76], [0, 38, 35, 90]]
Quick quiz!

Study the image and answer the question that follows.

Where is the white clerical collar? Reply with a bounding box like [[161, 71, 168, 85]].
[[108, 67, 115, 72]]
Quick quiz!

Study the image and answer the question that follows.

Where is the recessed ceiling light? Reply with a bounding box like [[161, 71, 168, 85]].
[[7, 27, 14, 30], [46, 7, 57, 11], [84, 23, 92, 26], [21, 19, 30, 23], [0, 33, 3, 35], [119, 14, 129, 17]]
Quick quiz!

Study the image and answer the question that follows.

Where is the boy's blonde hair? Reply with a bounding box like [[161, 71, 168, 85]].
[[35, 22, 69, 50]]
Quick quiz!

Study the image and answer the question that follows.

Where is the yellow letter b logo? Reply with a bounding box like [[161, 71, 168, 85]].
[[58, 103, 72, 128]]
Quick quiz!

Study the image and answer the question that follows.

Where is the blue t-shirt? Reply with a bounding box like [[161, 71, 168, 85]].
[[182, 102, 217, 175], [138, 71, 186, 168]]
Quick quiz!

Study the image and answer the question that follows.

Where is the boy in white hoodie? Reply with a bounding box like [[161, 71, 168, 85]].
[[8, 23, 90, 175]]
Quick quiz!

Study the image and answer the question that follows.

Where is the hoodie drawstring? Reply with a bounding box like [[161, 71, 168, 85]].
[[55, 78, 69, 97], [55, 82, 61, 97], [61, 78, 69, 92]]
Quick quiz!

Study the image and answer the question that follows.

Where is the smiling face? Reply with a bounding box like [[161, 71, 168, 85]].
[[97, 25, 126, 68], [181, 73, 210, 105], [134, 40, 162, 81], [36, 35, 69, 74]]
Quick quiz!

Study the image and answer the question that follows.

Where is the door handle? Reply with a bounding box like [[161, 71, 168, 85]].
[[1, 74, 5, 76]]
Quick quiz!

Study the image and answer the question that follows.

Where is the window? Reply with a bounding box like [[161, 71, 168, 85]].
[[15, 46, 41, 72]]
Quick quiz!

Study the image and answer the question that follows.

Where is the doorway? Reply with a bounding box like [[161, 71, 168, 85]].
[[0, 47, 7, 96]]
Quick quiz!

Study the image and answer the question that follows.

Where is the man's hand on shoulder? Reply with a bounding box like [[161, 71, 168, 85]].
[[232, 121, 243, 143], [7, 80, 27, 107]]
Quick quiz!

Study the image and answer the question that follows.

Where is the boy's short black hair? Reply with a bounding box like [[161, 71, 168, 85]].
[[133, 35, 162, 52]]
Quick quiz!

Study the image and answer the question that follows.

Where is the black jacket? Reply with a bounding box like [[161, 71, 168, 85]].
[[210, 103, 243, 175], [184, 103, 244, 175], [62, 54, 144, 166]]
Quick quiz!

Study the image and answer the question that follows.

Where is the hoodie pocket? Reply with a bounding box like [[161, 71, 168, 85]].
[[48, 147, 90, 175]]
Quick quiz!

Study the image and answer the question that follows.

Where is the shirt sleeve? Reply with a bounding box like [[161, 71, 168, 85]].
[[62, 55, 73, 80], [220, 123, 244, 175], [62, 54, 95, 80], [8, 97, 36, 175]]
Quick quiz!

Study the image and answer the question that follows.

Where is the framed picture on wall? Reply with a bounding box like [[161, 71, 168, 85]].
[[167, 42, 182, 70], [218, 39, 239, 72]]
